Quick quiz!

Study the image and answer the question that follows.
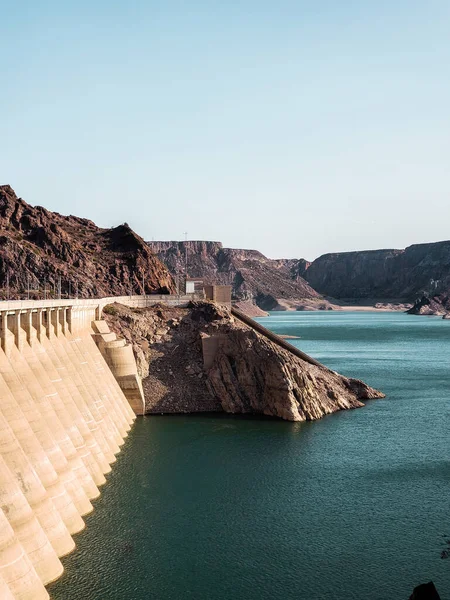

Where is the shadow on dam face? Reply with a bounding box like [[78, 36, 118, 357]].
[[0, 300, 140, 600]]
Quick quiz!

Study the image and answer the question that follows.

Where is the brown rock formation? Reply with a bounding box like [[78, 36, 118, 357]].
[[104, 301, 384, 422], [0, 185, 175, 299], [406, 294, 450, 316], [146, 240, 333, 311], [302, 241, 450, 302], [149, 238, 450, 312]]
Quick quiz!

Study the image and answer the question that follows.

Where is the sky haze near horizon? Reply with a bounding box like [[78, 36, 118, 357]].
[[2, 1, 450, 260]]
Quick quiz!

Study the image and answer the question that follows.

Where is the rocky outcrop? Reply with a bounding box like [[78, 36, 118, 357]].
[[0, 185, 175, 299], [406, 294, 450, 316], [147, 240, 334, 311], [374, 302, 413, 311], [206, 323, 382, 421], [104, 301, 384, 421], [302, 241, 450, 301], [409, 581, 441, 600]]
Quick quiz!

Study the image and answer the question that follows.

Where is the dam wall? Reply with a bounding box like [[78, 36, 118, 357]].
[[0, 299, 139, 599]]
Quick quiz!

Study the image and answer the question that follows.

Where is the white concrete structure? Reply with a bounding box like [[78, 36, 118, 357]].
[[0, 296, 149, 599]]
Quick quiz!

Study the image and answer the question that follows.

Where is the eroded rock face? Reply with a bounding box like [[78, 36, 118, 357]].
[[146, 240, 332, 311], [149, 238, 450, 312], [104, 301, 384, 421], [0, 185, 175, 298], [207, 325, 382, 421], [302, 241, 450, 301]]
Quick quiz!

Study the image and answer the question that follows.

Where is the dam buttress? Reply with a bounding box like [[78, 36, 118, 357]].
[[0, 300, 141, 600]]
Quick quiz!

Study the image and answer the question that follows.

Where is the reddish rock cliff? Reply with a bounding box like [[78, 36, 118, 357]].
[[0, 185, 175, 298], [147, 240, 331, 311]]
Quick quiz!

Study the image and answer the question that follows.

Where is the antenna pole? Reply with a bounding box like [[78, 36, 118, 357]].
[[183, 231, 188, 293]]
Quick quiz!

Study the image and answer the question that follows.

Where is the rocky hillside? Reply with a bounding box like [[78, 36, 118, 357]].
[[104, 301, 384, 421], [147, 240, 331, 311], [0, 185, 175, 298], [302, 241, 450, 301]]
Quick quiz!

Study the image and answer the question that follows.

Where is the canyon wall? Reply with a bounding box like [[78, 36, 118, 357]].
[[149, 238, 450, 307], [303, 241, 450, 300], [147, 241, 330, 311]]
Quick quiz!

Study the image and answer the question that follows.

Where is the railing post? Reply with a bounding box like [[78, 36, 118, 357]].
[[0, 311, 8, 353]]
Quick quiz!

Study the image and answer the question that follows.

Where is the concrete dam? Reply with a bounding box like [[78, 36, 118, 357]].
[[0, 296, 149, 600]]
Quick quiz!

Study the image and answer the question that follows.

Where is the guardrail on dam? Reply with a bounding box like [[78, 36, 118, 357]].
[[0, 294, 184, 599]]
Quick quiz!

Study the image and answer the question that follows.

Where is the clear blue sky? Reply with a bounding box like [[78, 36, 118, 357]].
[[2, 1, 450, 260]]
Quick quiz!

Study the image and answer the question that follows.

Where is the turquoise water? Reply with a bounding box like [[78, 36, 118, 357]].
[[49, 312, 450, 600]]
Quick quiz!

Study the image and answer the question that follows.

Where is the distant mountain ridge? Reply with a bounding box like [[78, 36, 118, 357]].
[[302, 242, 450, 300], [149, 239, 450, 311], [147, 240, 329, 311], [2, 183, 448, 310], [0, 185, 175, 298]]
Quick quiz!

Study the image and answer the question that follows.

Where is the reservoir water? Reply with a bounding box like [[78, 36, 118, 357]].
[[49, 312, 450, 600]]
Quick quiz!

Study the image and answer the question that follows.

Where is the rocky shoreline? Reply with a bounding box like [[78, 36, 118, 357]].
[[104, 301, 384, 422], [234, 298, 414, 317], [407, 294, 450, 318]]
